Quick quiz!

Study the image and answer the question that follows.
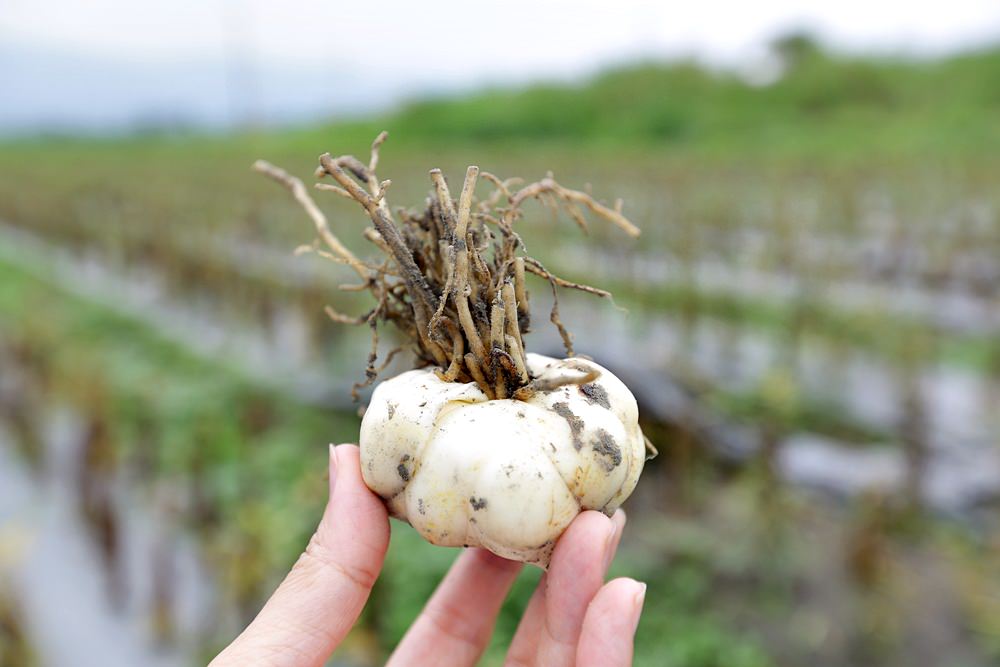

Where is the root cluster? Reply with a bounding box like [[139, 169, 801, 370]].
[[254, 132, 639, 400]]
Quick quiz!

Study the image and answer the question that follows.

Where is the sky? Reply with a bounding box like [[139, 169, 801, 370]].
[[2, 0, 1000, 134]]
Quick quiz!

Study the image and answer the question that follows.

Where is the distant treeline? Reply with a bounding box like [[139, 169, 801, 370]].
[[337, 35, 1000, 156]]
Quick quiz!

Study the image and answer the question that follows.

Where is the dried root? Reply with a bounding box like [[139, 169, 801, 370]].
[[254, 132, 639, 400]]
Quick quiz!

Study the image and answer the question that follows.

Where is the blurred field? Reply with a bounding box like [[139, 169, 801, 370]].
[[1, 40, 1000, 666]]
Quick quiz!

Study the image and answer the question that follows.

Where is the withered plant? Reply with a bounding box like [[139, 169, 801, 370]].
[[254, 132, 639, 400]]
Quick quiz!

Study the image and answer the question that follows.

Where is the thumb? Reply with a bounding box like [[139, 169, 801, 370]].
[[212, 444, 390, 667]]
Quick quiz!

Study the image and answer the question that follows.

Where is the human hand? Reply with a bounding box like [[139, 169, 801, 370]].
[[211, 444, 645, 667]]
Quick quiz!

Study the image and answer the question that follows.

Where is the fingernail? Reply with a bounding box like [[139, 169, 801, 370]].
[[630, 582, 646, 632], [328, 444, 340, 494]]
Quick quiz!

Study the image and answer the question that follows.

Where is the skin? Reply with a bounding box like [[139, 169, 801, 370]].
[[212, 444, 646, 667]]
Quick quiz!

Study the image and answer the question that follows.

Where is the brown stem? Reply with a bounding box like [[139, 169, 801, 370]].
[[253, 160, 369, 280], [318, 153, 446, 366], [510, 177, 641, 238], [256, 134, 640, 398]]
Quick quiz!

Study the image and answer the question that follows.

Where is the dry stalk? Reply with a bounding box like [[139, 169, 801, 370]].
[[256, 132, 639, 400]]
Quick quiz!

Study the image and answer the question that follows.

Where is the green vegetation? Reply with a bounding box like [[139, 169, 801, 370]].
[[318, 36, 1000, 158], [1, 36, 999, 666], [6, 35, 1000, 160], [0, 255, 353, 614], [0, 248, 775, 666], [622, 281, 995, 374]]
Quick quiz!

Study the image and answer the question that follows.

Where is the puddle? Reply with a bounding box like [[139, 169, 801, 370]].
[[562, 244, 1000, 336], [0, 408, 224, 666], [0, 221, 362, 409], [3, 220, 998, 515], [542, 296, 1000, 513]]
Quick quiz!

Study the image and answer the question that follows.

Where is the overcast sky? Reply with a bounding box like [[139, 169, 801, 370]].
[[3, 0, 1000, 134]]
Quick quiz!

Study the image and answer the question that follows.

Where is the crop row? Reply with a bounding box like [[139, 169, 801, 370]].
[[0, 252, 784, 665]]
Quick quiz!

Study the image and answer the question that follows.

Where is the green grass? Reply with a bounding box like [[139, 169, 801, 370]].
[[0, 254, 357, 645], [617, 280, 998, 375], [278, 40, 1000, 159], [0, 254, 779, 665], [7, 38, 1000, 163], [122, 40, 987, 161]]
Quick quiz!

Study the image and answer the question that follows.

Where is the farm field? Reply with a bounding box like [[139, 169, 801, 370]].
[[2, 46, 1000, 667]]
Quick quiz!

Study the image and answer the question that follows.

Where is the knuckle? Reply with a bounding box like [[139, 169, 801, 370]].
[[299, 532, 379, 591]]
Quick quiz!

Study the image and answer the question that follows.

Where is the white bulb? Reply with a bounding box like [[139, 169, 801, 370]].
[[360, 353, 646, 567]]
